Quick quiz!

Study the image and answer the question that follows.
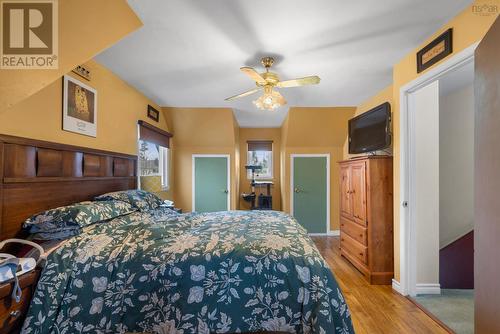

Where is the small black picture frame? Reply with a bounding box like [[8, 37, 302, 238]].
[[147, 105, 160, 122], [417, 28, 453, 73]]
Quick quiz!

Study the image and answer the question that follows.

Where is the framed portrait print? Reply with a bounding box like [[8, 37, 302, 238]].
[[63, 75, 97, 137]]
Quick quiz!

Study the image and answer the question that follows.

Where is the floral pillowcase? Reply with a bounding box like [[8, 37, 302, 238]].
[[23, 200, 136, 240], [94, 189, 164, 211]]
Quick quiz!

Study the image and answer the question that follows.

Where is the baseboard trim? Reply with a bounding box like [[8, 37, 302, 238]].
[[329, 229, 340, 236], [415, 283, 441, 295], [309, 230, 340, 237], [392, 279, 404, 295], [391, 281, 441, 295]]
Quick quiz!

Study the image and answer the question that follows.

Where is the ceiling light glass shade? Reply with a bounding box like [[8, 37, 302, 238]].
[[253, 87, 287, 111]]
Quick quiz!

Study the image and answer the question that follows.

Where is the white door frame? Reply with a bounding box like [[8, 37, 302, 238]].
[[398, 42, 478, 296], [192, 154, 231, 212], [290, 154, 331, 235]]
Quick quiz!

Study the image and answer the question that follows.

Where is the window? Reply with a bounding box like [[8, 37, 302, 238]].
[[139, 140, 169, 190], [247, 140, 273, 179]]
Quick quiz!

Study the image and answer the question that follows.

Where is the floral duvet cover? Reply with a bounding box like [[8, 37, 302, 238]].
[[22, 209, 354, 334]]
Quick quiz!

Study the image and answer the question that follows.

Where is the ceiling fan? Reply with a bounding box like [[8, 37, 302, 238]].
[[225, 57, 320, 111]]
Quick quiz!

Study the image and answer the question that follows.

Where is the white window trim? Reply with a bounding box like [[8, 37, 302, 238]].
[[159, 147, 170, 191]]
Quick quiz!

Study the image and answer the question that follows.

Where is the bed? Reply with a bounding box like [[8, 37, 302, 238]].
[[0, 135, 354, 334]]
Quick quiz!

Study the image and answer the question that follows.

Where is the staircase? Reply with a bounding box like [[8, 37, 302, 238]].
[[439, 230, 474, 289]]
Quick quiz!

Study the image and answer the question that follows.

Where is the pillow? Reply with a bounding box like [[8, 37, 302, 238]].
[[94, 190, 164, 211], [29, 228, 81, 241], [23, 200, 136, 240]]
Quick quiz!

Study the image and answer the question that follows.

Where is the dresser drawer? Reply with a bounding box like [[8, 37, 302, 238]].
[[341, 233, 368, 264], [340, 217, 367, 245]]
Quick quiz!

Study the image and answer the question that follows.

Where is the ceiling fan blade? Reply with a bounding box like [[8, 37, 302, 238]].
[[225, 87, 261, 101], [277, 75, 321, 88], [241, 67, 267, 85]]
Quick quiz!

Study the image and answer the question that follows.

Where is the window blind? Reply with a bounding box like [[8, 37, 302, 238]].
[[138, 120, 173, 148], [247, 140, 273, 151]]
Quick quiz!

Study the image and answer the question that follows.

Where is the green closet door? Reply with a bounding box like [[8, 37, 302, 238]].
[[292, 156, 328, 233], [193, 156, 229, 212]]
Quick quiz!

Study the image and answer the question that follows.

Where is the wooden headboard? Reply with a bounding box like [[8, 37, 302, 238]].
[[0, 134, 137, 240]]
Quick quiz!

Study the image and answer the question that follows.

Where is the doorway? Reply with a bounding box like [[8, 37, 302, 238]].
[[192, 155, 230, 212], [400, 44, 475, 334], [290, 154, 330, 234]]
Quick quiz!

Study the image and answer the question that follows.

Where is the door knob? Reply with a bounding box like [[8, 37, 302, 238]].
[[222, 189, 228, 194], [294, 187, 302, 193]]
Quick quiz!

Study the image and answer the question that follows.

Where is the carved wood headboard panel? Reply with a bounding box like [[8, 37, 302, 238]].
[[0, 134, 137, 240]]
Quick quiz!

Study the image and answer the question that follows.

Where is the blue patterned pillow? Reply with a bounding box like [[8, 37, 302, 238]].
[[23, 200, 136, 240], [94, 190, 164, 211]]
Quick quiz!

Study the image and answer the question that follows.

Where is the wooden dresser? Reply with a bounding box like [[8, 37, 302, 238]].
[[338, 156, 393, 284]]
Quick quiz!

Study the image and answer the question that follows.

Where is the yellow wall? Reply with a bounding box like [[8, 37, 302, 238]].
[[239, 128, 281, 211], [162, 107, 239, 212], [0, 59, 170, 156], [0, 0, 142, 112], [387, 2, 497, 281], [280, 107, 356, 231]]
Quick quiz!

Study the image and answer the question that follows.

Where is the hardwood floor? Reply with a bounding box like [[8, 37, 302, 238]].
[[312, 236, 449, 334]]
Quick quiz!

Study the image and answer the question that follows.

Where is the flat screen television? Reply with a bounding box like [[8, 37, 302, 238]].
[[348, 102, 391, 154]]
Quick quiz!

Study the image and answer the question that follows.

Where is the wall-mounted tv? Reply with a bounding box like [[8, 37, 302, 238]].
[[348, 102, 391, 154]]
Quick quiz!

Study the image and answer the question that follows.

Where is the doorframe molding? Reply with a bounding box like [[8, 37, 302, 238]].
[[290, 154, 331, 234], [398, 42, 478, 296], [192, 154, 231, 212]]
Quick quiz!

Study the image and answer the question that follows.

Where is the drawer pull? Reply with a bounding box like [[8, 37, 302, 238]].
[[10, 310, 21, 319]]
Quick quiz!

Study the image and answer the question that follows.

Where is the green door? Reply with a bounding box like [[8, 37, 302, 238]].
[[193, 156, 229, 212], [292, 156, 328, 233]]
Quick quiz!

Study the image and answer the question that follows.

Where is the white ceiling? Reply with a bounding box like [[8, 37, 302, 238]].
[[95, 0, 472, 127]]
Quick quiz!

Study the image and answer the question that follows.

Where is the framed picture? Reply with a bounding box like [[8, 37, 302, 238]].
[[63, 75, 97, 137], [147, 105, 160, 122], [417, 28, 453, 73]]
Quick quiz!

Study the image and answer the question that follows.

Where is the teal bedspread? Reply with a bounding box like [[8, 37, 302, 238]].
[[22, 209, 354, 334]]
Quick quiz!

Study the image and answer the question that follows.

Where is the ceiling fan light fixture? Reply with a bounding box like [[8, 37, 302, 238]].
[[253, 89, 286, 111], [225, 56, 319, 107]]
